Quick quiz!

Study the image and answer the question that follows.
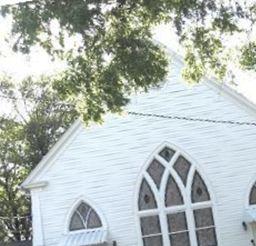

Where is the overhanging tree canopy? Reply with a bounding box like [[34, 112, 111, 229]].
[[1, 0, 256, 123], [1, 1, 256, 242]]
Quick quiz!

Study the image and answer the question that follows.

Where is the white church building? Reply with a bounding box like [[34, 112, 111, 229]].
[[22, 51, 256, 246]]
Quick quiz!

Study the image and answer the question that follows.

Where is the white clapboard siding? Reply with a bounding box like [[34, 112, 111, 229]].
[[32, 56, 256, 246]]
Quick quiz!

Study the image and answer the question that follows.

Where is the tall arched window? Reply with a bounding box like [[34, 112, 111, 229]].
[[138, 146, 217, 246], [69, 202, 102, 231]]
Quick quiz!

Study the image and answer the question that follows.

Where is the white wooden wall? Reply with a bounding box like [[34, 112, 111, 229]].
[[32, 57, 256, 246]]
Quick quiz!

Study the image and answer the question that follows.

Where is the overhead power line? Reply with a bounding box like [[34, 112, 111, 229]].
[[127, 111, 256, 127]]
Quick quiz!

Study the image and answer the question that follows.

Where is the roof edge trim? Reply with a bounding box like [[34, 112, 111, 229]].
[[22, 119, 82, 188], [22, 181, 48, 190]]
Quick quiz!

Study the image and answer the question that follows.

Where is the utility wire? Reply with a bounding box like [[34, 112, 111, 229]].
[[128, 111, 256, 127]]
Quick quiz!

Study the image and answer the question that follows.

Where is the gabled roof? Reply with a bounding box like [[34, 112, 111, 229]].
[[22, 47, 256, 190]]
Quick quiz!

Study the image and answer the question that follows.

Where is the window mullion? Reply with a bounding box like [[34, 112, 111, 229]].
[[186, 201, 198, 246], [76, 210, 86, 229], [85, 208, 92, 229], [190, 201, 212, 210], [159, 152, 180, 204], [138, 209, 159, 217], [185, 165, 198, 246], [159, 168, 171, 246], [159, 206, 170, 246], [142, 233, 162, 238], [165, 205, 186, 214]]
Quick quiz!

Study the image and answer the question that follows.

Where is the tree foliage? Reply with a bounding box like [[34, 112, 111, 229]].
[[2, 0, 256, 122], [0, 0, 256, 241], [0, 77, 77, 241]]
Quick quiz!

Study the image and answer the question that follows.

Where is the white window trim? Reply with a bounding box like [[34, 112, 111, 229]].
[[135, 142, 219, 246]]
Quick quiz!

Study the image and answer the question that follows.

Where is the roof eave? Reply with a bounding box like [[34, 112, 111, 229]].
[[21, 119, 82, 189], [21, 181, 48, 190]]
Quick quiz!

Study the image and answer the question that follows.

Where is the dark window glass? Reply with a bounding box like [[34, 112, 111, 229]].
[[141, 216, 161, 236], [167, 212, 187, 233], [173, 156, 191, 186], [69, 202, 102, 231], [196, 228, 217, 246], [87, 209, 102, 228], [159, 147, 175, 162], [77, 202, 91, 221], [165, 175, 184, 207], [147, 159, 165, 189], [250, 183, 256, 205], [69, 212, 84, 231], [170, 232, 191, 246], [139, 179, 157, 210], [168, 212, 190, 246], [194, 207, 217, 246], [191, 172, 210, 203], [194, 208, 214, 228], [143, 236, 163, 246]]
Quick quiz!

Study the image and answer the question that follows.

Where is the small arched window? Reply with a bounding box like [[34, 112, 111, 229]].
[[69, 202, 102, 231], [138, 146, 218, 246]]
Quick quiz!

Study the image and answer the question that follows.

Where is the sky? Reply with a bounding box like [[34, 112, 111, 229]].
[[0, 15, 66, 80], [1, 0, 256, 115], [0, 0, 31, 6]]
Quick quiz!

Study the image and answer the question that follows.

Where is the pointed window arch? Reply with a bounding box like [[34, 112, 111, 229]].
[[191, 171, 210, 203], [139, 178, 158, 211], [137, 145, 218, 246], [69, 202, 102, 231]]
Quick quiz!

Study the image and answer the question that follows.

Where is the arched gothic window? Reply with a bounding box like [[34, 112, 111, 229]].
[[69, 202, 102, 231], [138, 146, 217, 246]]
